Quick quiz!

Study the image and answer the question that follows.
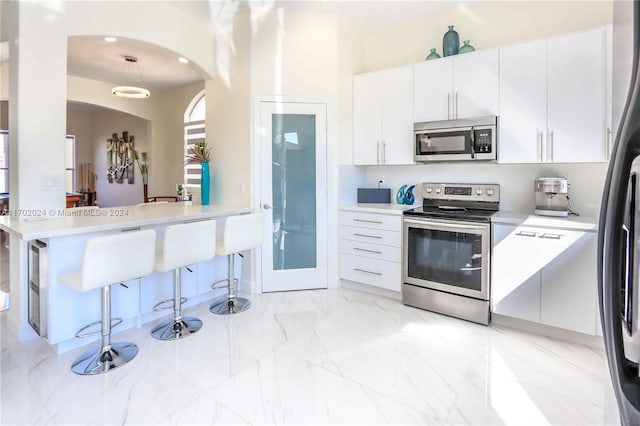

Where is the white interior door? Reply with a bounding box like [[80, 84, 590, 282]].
[[260, 101, 327, 292]]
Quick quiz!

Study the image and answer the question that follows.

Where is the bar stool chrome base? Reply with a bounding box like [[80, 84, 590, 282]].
[[210, 297, 251, 315], [71, 341, 138, 375], [151, 316, 202, 340]]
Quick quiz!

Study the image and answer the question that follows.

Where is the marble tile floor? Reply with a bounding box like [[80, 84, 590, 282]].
[[0, 288, 613, 425]]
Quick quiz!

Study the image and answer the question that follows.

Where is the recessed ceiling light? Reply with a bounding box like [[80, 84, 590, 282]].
[[104, 36, 117, 42], [178, 57, 189, 64]]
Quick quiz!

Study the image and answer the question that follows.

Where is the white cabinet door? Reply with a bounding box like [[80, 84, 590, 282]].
[[340, 253, 401, 291], [413, 58, 453, 122], [353, 72, 382, 165], [499, 40, 548, 163], [381, 66, 414, 165], [453, 49, 500, 119], [491, 224, 541, 322], [540, 231, 598, 335], [548, 28, 607, 163]]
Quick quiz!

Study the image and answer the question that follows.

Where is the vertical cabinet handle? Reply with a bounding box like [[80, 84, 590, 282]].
[[447, 93, 451, 120], [537, 130, 543, 162], [607, 127, 613, 160], [455, 92, 458, 119], [376, 141, 380, 164], [550, 131, 554, 162], [382, 141, 386, 164]]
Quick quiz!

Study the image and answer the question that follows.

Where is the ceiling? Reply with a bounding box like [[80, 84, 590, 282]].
[[7, 1, 459, 95], [67, 36, 204, 90]]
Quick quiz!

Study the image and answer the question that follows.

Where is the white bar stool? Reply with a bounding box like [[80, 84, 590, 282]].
[[58, 229, 156, 375], [210, 213, 265, 315], [152, 219, 216, 340]]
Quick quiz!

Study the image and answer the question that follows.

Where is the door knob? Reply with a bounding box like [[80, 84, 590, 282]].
[[263, 203, 272, 210]]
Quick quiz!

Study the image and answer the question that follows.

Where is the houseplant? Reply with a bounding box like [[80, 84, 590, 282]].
[[185, 142, 212, 205]]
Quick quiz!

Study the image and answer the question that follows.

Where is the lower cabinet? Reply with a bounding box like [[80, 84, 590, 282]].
[[338, 210, 402, 292], [492, 223, 599, 335]]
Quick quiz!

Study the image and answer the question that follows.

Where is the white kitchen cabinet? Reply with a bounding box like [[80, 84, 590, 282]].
[[491, 225, 542, 322], [414, 49, 499, 123], [353, 65, 414, 165], [498, 39, 548, 163], [339, 210, 402, 291], [499, 27, 608, 163], [548, 28, 607, 163], [492, 223, 599, 335]]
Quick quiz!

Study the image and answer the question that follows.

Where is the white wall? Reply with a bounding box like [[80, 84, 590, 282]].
[[92, 109, 150, 207], [358, 1, 613, 73]]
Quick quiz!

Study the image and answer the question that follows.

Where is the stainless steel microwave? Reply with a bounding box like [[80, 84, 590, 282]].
[[414, 116, 497, 162]]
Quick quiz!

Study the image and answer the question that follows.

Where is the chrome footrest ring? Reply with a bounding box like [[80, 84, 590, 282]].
[[75, 317, 123, 338], [152, 297, 188, 312], [210, 278, 238, 290]]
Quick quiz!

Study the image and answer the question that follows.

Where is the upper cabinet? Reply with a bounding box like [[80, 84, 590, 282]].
[[353, 65, 414, 165], [499, 27, 608, 163], [413, 49, 499, 123]]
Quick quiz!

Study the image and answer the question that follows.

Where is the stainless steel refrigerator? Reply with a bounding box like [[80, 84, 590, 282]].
[[599, 1, 640, 424]]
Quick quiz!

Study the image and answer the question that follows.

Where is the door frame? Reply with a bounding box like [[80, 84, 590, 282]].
[[252, 96, 330, 293]]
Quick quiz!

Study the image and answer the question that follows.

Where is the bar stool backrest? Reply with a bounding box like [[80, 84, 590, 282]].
[[219, 213, 265, 256], [157, 220, 217, 272], [80, 229, 156, 291]]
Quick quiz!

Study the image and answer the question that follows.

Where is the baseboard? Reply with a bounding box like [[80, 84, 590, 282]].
[[492, 313, 604, 349], [340, 279, 402, 301]]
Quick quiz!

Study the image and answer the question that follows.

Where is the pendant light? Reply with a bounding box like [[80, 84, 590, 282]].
[[112, 56, 150, 99]]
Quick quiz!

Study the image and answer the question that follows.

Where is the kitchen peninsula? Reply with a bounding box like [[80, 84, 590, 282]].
[[0, 203, 252, 353]]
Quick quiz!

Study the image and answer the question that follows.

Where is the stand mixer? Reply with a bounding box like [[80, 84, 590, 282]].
[[534, 177, 574, 217]]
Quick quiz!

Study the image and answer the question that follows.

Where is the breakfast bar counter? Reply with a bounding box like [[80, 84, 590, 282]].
[[2, 203, 253, 353], [0, 202, 251, 240]]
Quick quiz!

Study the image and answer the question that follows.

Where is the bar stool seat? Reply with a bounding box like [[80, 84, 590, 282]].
[[210, 213, 265, 315], [58, 229, 156, 375], [151, 219, 216, 340]]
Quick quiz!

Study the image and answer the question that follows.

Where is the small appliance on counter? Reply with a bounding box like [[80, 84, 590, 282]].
[[357, 187, 390, 204], [534, 177, 571, 217]]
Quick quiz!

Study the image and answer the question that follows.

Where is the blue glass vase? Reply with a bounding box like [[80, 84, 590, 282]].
[[426, 48, 441, 61], [443, 25, 460, 57], [201, 162, 210, 205], [458, 40, 476, 54]]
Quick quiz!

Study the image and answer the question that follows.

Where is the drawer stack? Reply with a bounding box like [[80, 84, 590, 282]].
[[339, 211, 402, 291]]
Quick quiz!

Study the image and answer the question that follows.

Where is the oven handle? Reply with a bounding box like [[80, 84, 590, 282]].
[[404, 218, 489, 232]]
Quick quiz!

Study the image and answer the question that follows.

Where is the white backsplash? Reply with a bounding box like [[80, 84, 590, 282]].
[[360, 162, 608, 219]]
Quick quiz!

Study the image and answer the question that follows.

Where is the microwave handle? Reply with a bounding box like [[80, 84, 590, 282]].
[[470, 128, 476, 159]]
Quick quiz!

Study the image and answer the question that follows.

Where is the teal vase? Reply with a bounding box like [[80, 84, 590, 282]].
[[201, 162, 210, 205], [458, 40, 476, 54], [426, 48, 441, 61], [443, 25, 459, 57]]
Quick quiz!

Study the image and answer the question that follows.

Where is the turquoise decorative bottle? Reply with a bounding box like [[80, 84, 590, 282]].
[[443, 25, 460, 57], [426, 48, 441, 61], [458, 40, 476, 54], [201, 162, 210, 205]]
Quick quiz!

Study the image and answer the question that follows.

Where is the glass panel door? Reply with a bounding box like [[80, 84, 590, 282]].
[[272, 114, 317, 271], [260, 102, 327, 292]]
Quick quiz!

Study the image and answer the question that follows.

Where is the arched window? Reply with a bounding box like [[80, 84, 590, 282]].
[[184, 91, 206, 191]]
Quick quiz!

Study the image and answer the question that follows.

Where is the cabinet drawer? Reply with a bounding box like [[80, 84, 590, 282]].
[[340, 225, 401, 247], [340, 254, 401, 291], [340, 239, 401, 262], [339, 211, 401, 231]]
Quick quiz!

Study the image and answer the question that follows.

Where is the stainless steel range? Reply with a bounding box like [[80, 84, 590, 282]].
[[402, 182, 499, 325]]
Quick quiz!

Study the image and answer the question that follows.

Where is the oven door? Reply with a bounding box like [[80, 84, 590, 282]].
[[403, 217, 490, 300]]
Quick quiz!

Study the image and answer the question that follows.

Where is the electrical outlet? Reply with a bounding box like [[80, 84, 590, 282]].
[[378, 176, 384, 186]]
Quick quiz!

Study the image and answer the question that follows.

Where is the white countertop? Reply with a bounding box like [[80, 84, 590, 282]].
[[339, 203, 414, 215], [0, 203, 252, 240], [491, 211, 599, 232]]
